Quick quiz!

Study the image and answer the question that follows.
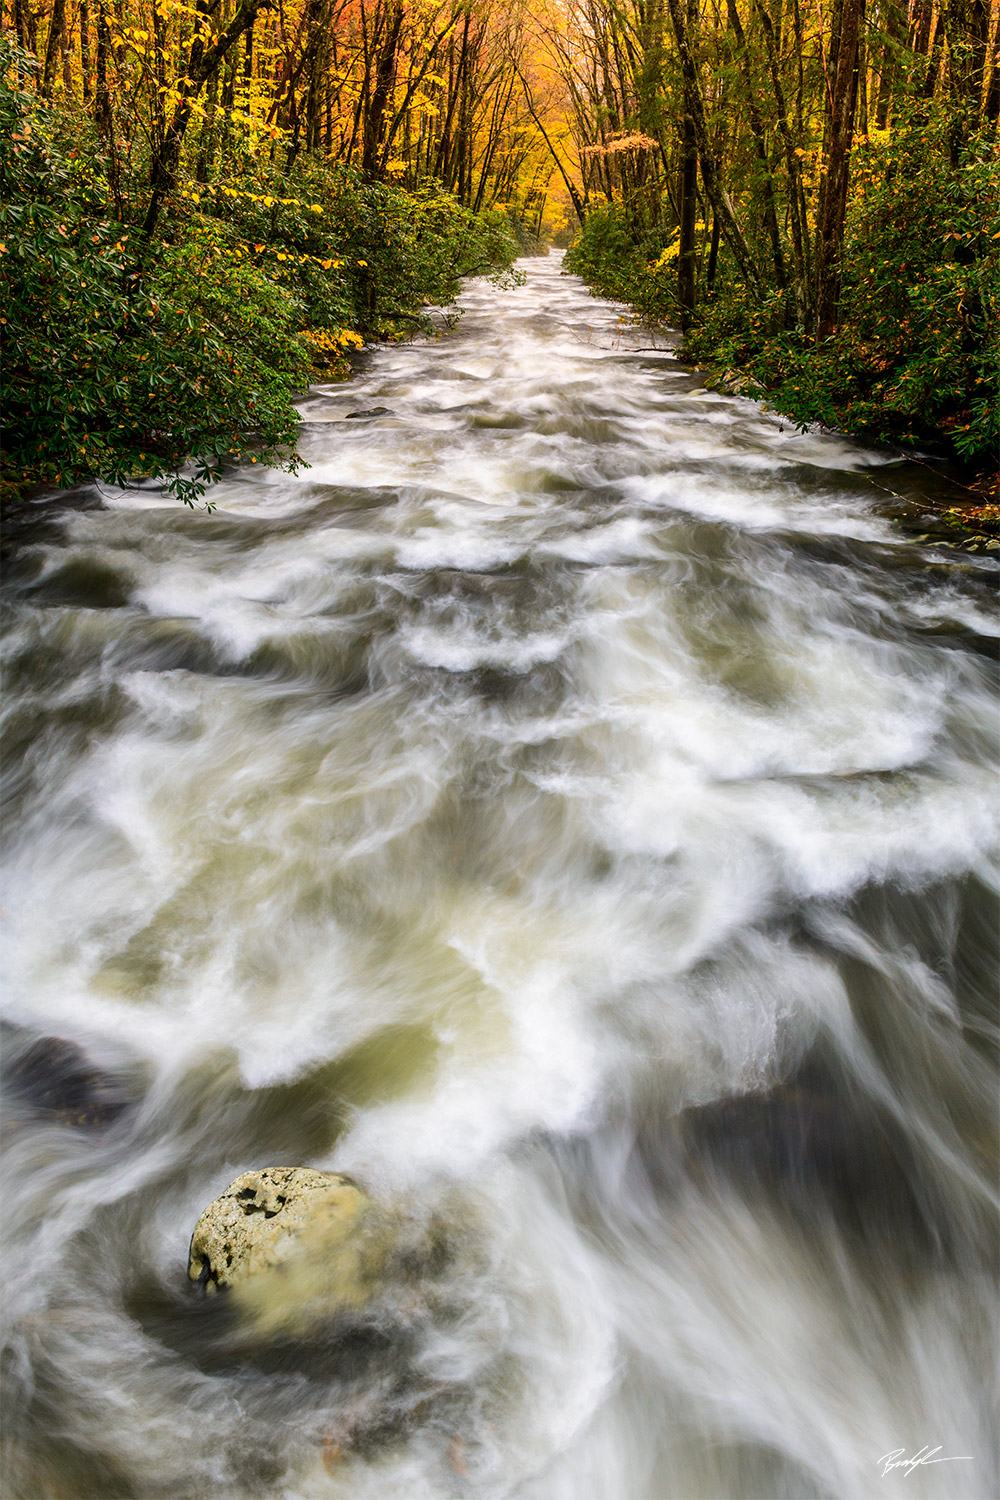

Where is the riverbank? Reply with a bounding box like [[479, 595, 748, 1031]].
[[560, 246, 999, 549], [694, 362, 1000, 550], [562, 255, 999, 545], [562, 104, 999, 512]]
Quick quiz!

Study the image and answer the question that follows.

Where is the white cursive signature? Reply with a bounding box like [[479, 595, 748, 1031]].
[[878, 1447, 973, 1479]]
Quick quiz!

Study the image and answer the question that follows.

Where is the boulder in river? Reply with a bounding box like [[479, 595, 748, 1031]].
[[3, 1031, 133, 1129], [188, 1167, 394, 1336]]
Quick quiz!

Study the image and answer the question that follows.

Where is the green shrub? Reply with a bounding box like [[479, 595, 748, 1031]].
[[1, 63, 308, 505], [565, 199, 678, 321], [180, 163, 520, 349], [685, 113, 999, 464]]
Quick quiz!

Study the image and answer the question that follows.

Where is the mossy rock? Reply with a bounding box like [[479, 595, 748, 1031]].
[[188, 1167, 394, 1336]]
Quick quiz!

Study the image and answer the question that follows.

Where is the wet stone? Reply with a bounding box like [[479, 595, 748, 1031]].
[[188, 1167, 393, 1336], [4, 1034, 132, 1129], [672, 1070, 945, 1260]]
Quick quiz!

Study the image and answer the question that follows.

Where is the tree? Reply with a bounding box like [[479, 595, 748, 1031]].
[[814, 0, 864, 338]]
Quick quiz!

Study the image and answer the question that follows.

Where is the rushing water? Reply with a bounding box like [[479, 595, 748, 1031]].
[[2, 255, 998, 1500]]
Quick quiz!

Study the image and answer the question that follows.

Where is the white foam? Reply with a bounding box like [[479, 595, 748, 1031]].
[[3, 250, 996, 1500]]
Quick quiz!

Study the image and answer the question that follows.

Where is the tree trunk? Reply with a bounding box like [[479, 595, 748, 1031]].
[[985, 33, 1000, 124], [706, 209, 721, 288], [361, 0, 404, 180], [814, 0, 864, 338], [677, 0, 698, 333], [871, 1, 904, 126], [151, 0, 168, 159], [666, 0, 761, 294], [433, 31, 461, 182], [727, 0, 786, 287], [94, 0, 111, 130], [41, 0, 67, 96], [80, 0, 92, 101], [13, 0, 31, 50], [751, 0, 808, 307], [195, 66, 220, 182], [909, 0, 934, 56], [941, 1, 991, 115], [923, 16, 945, 101], [141, 0, 273, 243]]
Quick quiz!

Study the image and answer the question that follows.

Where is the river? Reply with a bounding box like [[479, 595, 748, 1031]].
[[2, 254, 997, 1500]]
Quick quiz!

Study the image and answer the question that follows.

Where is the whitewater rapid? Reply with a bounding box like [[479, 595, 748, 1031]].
[[2, 255, 997, 1500]]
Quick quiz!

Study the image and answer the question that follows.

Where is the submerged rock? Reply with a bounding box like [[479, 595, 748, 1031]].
[[3, 1032, 133, 1129], [345, 406, 393, 419], [671, 1068, 948, 1259], [188, 1167, 395, 1335], [705, 369, 755, 397]]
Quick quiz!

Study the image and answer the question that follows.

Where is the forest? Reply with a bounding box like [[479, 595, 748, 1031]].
[[560, 0, 999, 486], [2, 1, 999, 504]]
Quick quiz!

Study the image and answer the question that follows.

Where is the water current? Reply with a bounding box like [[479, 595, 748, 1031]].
[[2, 255, 998, 1500]]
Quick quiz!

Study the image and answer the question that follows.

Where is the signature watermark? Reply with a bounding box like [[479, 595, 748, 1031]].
[[878, 1447, 973, 1480]]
